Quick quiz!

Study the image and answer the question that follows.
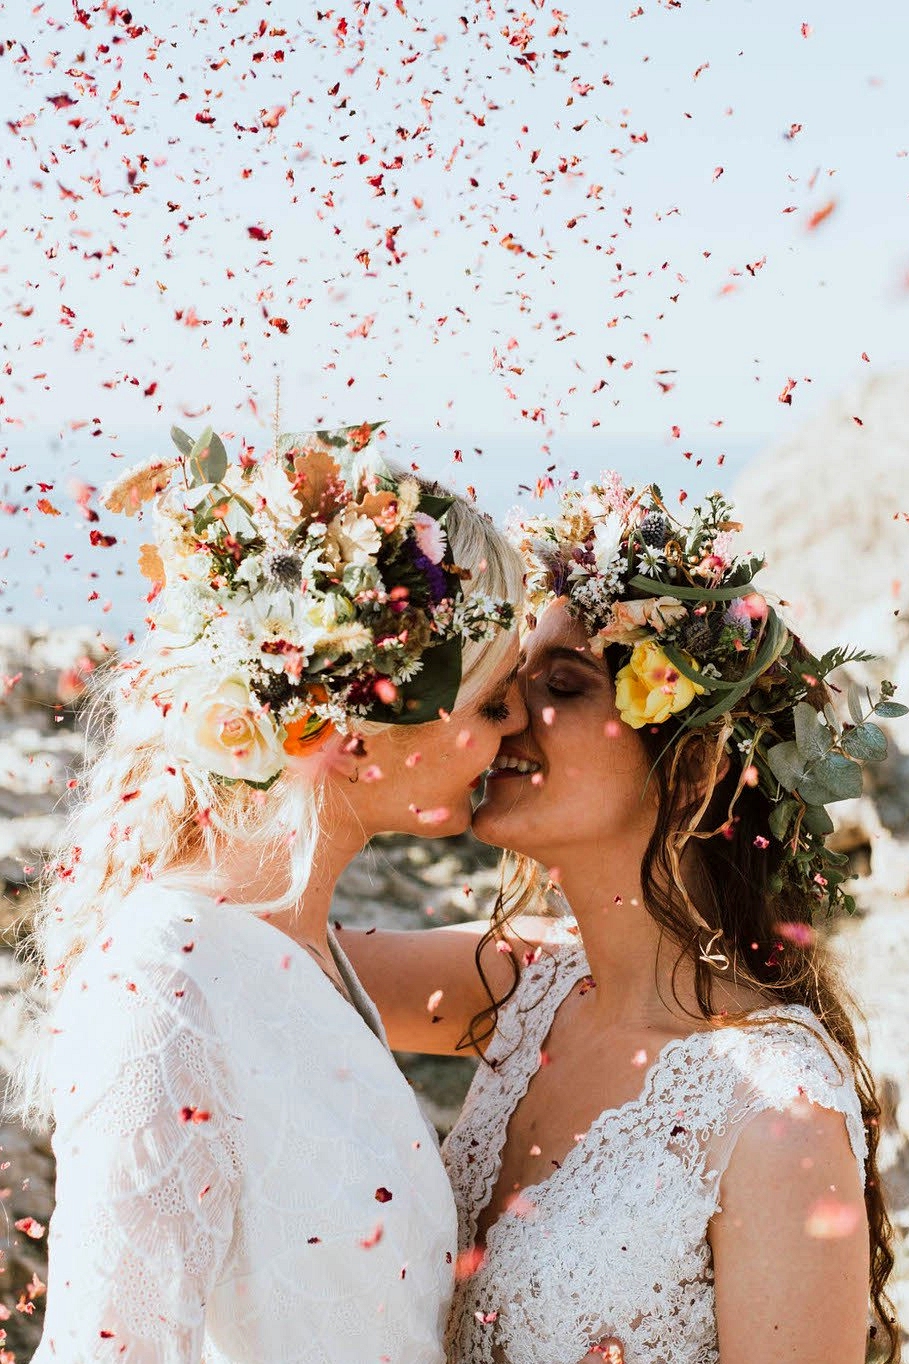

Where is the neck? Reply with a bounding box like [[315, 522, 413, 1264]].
[[191, 800, 367, 954], [556, 842, 699, 1029]]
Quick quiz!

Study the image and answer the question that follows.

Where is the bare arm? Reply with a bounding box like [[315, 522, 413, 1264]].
[[335, 917, 555, 1055], [709, 1102, 869, 1364]]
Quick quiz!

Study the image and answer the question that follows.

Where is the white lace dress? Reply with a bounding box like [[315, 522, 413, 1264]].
[[34, 884, 457, 1364], [442, 935, 867, 1364]]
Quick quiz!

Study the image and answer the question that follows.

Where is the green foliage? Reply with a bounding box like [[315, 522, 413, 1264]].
[[841, 721, 888, 761]]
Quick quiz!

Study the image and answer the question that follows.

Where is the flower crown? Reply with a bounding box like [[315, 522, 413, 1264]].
[[102, 421, 514, 788], [512, 473, 906, 917]]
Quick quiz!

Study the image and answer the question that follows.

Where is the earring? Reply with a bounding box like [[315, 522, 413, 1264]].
[[347, 767, 359, 785]]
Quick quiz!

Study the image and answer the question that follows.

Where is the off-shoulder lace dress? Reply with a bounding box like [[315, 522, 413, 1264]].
[[34, 884, 457, 1363], [442, 935, 866, 1364]]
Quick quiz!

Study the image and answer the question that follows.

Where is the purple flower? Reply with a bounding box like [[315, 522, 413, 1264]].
[[411, 543, 448, 604], [723, 598, 754, 640]]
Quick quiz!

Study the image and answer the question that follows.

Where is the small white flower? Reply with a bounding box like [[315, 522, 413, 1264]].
[[636, 547, 665, 578], [170, 672, 285, 783]]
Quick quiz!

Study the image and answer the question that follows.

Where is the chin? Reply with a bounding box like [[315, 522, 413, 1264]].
[[471, 799, 523, 853]]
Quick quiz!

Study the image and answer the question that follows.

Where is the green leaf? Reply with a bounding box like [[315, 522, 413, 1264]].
[[682, 608, 788, 729], [841, 721, 888, 762], [188, 427, 228, 487], [417, 492, 456, 521], [874, 700, 909, 719], [366, 633, 462, 726], [626, 575, 756, 603], [802, 805, 834, 837], [662, 645, 731, 694], [822, 702, 842, 737], [768, 797, 798, 841], [794, 701, 834, 763], [798, 753, 863, 805], [766, 741, 804, 793], [170, 425, 194, 457], [846, 683, 866, 727]]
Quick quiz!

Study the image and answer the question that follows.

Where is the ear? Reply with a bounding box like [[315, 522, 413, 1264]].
[[330, 731, 367, 781]]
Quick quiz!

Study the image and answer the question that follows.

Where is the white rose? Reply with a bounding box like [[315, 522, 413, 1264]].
[[171, 673, 285, 783], [253, 458, 304, 530], [326, 506, 382, 566], [591, 513, 624, 574]]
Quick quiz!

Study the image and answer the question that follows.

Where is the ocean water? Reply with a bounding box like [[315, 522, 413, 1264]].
[[0, 428, 764, 640]]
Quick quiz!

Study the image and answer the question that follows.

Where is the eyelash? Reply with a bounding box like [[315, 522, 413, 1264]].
[[481, 699, 511, 723], [546, 680, 582, 699]]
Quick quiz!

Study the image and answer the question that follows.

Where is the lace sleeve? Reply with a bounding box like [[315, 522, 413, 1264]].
[[707, 1009, 868, 1204], [34, 934, 243, 1363]]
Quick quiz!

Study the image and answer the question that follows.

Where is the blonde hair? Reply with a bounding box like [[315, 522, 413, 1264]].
[[14, 484, 523, 1125]]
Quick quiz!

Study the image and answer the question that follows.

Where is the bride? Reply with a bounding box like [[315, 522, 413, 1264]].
[[339, 475, 902, 1364], [16, 421, 525, 1363]]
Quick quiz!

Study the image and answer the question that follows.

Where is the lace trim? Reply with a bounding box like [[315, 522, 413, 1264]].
[[443, 940, 586, 1251], [444, 937, 868, 1260]]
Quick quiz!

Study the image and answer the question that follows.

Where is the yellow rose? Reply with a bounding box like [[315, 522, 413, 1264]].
[[614, 641, 706, 729]]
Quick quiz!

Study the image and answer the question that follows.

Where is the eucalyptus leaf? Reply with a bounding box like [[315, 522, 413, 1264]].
[[766, 741, 804, 793], [189, 427, 228, 487], [170, 425, 195, 457], [874, 700, 909, 719], [841, 722, 888, 762], [768, 797, 798, 841], [846, 683, 866, 728], [822, 703, 842, 737], [802, 805, 834, 837], [798, 752, 863, 805], [794, 701, 834, 763], [220, 497, 257, 538]]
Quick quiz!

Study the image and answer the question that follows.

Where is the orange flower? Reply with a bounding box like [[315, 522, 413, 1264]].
[[347, 421, 374, 452], [283, 686, 334, 758]]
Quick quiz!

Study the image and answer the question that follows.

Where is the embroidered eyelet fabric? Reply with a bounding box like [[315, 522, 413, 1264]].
[[34, 886, 456, 1364], [442, 937, 866, 1364]]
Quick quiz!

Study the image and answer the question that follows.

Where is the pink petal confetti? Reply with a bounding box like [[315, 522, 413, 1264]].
[[805, 1197, 861, 1239]]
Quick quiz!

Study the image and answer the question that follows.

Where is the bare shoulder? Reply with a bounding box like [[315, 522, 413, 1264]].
[[721, 1098, 864, 1200], [711, 1101, 869, 1364]]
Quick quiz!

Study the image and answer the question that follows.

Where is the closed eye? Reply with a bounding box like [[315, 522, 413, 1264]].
[[480, 698, 511, 723]]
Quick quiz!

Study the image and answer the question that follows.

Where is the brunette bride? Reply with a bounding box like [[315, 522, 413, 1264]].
[[15, 421, 525, 1364], [339, 475, 902, 1364]]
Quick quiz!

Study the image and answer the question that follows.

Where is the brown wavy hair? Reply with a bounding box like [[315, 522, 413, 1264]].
[[461, 641, 901, 1362]]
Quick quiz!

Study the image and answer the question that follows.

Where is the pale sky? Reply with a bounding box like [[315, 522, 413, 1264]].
[[1, 0, 907, 630], [2, 0, 907, 456]]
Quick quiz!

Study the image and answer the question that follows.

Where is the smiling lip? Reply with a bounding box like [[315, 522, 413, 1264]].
[[486, 753, 542, 780]]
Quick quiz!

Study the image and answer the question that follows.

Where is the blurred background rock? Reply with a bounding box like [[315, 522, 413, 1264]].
[[2, 374, 908, 1357]]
